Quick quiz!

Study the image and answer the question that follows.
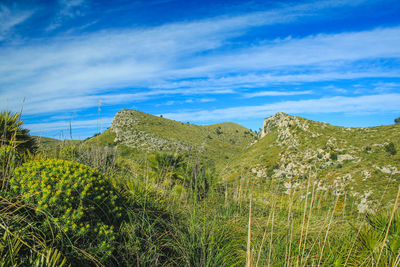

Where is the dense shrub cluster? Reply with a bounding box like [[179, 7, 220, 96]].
[[9, 159, 123, 261], [385, 142, 397, 155]]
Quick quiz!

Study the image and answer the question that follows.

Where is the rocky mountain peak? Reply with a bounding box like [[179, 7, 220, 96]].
[[261, 112, 296, 138]]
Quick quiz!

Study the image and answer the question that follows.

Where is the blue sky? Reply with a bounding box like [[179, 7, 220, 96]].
[[1, 0, 400, 139]]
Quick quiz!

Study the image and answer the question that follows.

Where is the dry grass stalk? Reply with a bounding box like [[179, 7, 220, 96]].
[[296, 173, 311, 267], [285, 180, 295, 267], [394, 252, 400, 267], [268, 194, 277, 267], [256, 197, 275, 267], [318, 193, 340, 266], [246, 193, 252, 267], [256, 229, 267, 267], [376, 185, 400, 266], [343, 223, 363, 267], [300, 177, 316, 265]]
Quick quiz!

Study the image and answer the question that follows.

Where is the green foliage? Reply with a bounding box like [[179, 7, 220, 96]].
[[9, 159, 123, 262], [0, 145, 21, 182], [385, 142, 397, 155], [148, 152, 186, 183], [0, 111, 36, 154], [330, 151, 338, 160], [395, 117, 400, 124], [58, 144, 118, 175], [0, 200, 70, 266], [30, 247, 69, 267], [170, 214, 246, 266], [116, 185, 180, 266], [148, 152, 214, 199], [0, 230, 22, 267], [348, 211, 400, 266]]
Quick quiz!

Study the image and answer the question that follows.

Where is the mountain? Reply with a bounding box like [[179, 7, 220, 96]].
[[89, 109, 258, 166], [89, 109, 399, 211], [225, 112, 400, 212]]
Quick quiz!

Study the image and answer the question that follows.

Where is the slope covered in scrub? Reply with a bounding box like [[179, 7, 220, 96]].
[[225, 112, 400, 212]]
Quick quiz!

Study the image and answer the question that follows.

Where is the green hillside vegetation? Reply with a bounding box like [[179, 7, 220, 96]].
[[1, 110, 399, 266], [88, 109, 257, 171], [226, 113, 400, 207]]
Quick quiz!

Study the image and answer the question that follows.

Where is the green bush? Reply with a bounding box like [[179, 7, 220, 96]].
[[0, 111, 37, 154], [384, 142, 397, 155], [9, 159, 123, 262]]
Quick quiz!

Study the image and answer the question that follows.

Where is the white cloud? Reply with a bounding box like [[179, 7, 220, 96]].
[[188, 26, 400, 74], [158, 97, 216, 106], [243, 90, 313, 98], [162, 94, 400, 122], [199, 98, 216, 103], [0, 5, 34, 41], [25, 117, 113, 132], [0, 0, 399, 116], [47, 0, 87, 31]]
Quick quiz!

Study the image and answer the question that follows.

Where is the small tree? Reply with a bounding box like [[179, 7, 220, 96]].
[[385, 142, 397, 155], [395, 117, 400, 124]]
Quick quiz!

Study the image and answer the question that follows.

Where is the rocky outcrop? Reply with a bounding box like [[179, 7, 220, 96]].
[[246, 112, 400, 213], [261, 112, 321, 148], [110, 109, 196, 152]]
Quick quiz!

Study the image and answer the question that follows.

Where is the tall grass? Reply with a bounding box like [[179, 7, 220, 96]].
[[1, 109, 400, 266]]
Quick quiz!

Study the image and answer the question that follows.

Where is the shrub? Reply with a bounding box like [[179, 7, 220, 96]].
[[0, 111, 36, 154], [215, 128, 223, 135], [59, 145, 118, 176], [330, 152, 338, 160], [9, 159, 123, 262], [384, 142, 397, 155]]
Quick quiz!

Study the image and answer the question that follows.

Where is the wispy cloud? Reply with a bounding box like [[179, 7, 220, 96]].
[[162, 94, 400, 122], [47, 0, 87, 31], [25, 117, 113, 132], [0, 4, 34, 41], [243, 90, 313, 98], [160, 97, 216, 106], [1, 0, 399, 121]]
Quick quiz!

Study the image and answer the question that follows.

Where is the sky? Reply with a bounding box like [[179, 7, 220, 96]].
[[1, 0, 400, 139]]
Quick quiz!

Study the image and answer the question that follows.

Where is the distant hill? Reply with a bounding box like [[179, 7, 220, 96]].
[[34, 136, 81, 150], [86, 109, 400, 211], [88, 109, 258, 167]]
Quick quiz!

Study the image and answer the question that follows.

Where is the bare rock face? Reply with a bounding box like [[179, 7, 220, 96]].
[[261, 112, 306, 148], [261, 112, 292, 137], [110, 109, 139, 144], [110, 109, 195, 152]]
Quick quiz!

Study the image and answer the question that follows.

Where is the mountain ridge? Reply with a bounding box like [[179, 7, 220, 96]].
[[226, 111, 400, 213], [86, 108, 400, 213]]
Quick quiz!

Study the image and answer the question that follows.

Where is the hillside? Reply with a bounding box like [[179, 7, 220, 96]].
[[87, 109, 399, 212], [3, 110, 400, 266], [225, 112, 400, 212], [90, 109, 258, 167]]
